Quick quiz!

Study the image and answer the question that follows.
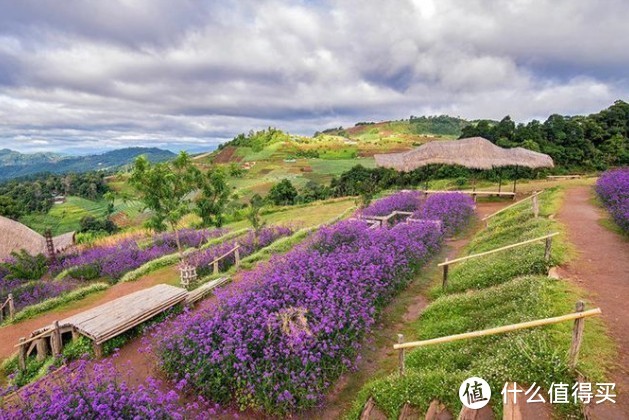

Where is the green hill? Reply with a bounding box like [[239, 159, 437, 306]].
[[0, 147, 176, 180]]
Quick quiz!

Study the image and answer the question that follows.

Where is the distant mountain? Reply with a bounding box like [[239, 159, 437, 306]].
[[0, 147, 176, 180]]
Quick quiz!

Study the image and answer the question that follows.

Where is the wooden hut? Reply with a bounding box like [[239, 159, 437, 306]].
[[374, 137, 554, 172], [0, 216, 75, 261]]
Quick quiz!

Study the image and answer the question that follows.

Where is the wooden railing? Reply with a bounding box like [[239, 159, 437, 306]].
[[438, 232, 559, 289], [421, 189, 516, 201], [0, 294, 15, 323], [394, 301, 601, 375], [547, 175, 582, 180], [482, 190, 543, 223], [209, 244, 241, 275]]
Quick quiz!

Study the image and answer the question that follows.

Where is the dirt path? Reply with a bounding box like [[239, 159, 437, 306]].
[[557, 186, 629, 419], [0, 265, 179, 361]]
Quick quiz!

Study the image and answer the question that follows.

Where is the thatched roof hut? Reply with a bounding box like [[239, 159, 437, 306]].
[[0, 216, 75, 262], [374, 137, 554, 172]]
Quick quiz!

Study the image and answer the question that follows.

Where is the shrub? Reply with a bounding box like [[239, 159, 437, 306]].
[[360, 190, 423, 217], [1, 250, 48, 280]]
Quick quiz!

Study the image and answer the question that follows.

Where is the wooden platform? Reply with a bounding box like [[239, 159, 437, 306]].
[[58, 284, 187, 345], [185, 277, 229, 305]]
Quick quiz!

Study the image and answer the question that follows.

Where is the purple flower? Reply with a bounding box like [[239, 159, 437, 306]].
[[596, 168, 629, 233]]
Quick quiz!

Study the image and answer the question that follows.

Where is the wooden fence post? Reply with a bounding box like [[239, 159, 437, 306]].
[[532, 194, 539, 218], [442, 258, 449, 290], [18, 337, 26, 370], [93, 342, 103, 359], [36, 338, 49, 361], [569, 301, 585, 369], [398, 334, 405, 376], [544, 237, 553, 262], [72, 328, 80, 341], [8, 293, 14, 320], [213, 260, 219, 275], [51, 320, 62, 356], [235, 247, 240, 267]]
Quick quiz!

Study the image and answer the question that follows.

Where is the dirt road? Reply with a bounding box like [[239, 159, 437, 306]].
[[557, 187, 629, 419]]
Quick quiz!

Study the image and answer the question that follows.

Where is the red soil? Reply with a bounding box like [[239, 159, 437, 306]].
[[212, 146, 241, 164], [0, 266, 179, 361], [556, 187, 629, 419]]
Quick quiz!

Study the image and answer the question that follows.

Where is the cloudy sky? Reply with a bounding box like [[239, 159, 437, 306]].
[[0, 0, 627, 154]]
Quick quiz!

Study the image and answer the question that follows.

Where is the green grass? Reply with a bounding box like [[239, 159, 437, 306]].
[[20, 196, 108, 235], [347, 187, 614, 419]]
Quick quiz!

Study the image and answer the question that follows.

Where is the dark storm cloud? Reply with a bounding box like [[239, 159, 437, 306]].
[[0, 0, 627, 153]]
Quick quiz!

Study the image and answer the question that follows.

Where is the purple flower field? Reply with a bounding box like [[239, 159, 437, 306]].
[[56, 227, 228, 281], [0, 357, 212, 419], [412, 192, 476, 235], [188, 226, 293, 276], [596, 168, 629, 233], [360, 190, 423, 217], [156, 194, 474, 415]]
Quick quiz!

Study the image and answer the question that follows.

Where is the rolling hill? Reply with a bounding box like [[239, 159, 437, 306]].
[[0, 147, 176, 180]]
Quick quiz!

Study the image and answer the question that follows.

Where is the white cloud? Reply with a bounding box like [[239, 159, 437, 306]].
[[0, 0, 627, 153]]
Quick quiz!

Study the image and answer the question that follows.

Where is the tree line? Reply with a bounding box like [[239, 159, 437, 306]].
[[460, 100, 629, 169]]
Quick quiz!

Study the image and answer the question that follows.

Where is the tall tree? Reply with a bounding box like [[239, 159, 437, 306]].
[[195, 167, 230, 227], [130, 152, 199, 256]]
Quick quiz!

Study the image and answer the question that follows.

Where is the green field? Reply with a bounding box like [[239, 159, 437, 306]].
[[20, 196, 145, 235]]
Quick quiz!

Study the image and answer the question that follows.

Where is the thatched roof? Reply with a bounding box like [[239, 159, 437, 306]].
[[374, 137, 554, 171], [0, 216, 75, 262]]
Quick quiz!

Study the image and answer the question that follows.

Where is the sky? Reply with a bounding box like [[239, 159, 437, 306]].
[[0, 0, 627, 154]]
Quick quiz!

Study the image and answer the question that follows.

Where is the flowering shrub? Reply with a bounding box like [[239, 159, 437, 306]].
[[157, 219, 445, 414], [360, 190, 423, 217], [596, 168, 629, 233], [56, 228, 228, 281], [1, 278, 82, 313], [0, 358, 202, 419], [188, 226, 293, 276], [412, 193, 476, 235]]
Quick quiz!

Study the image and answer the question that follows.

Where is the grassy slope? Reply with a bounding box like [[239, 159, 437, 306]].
[[348, 188, 614, 419]]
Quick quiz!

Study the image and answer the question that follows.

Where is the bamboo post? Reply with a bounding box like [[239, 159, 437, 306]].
[[544, 237, 552, 262], [235, 247, 240, 267], [442, 258, 449, 290], [51, 320, 62, 356], [18, 337, 26, 370], [72, 328, 80, 341], [8, 293, 14, 320], [36, 338, 49, 361], [569, 301, 585, 369], [397, 334, 405, 376], [213, 260, 219, 275], [532, 194, 539, 218], [498, 177, 502, 193]]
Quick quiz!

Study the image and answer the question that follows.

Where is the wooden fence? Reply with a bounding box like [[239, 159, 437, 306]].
[[421, 189, 516, 201], [438, 232, 559, 289], [482, 190, 543, 224], [394, 301, 601, 376], [0, 293, 15, 323], [209, 244, 241, 275]]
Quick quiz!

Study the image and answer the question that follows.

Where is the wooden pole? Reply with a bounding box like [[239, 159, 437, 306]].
[[439, 232, 559, 266], [51, 320, 62, 356], [213, 260, 219, 275], [532, 194, 539, 218], [482, 191, 543, 221], [18, 337, 26, 370], [8, 293, 14, 320], [397, 334, 405, 376], [498, 175, 502, 193], [569, 301, 585, 369], [36, 338, 49, 361], [72, 328, 80, 341], [93, 342, 103, 359], [395, 308, 601, 350], [442, 258, 449, 290], [235, 247, 240, 267], [544, 237, 552, 262]]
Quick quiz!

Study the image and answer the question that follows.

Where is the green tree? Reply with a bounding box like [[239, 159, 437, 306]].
[[103, 191, 116, 217], [246, 194, 266, 245], [268, 179, 298, 206], [130, 152, 199, 256], [195, 167, 230, 227]]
